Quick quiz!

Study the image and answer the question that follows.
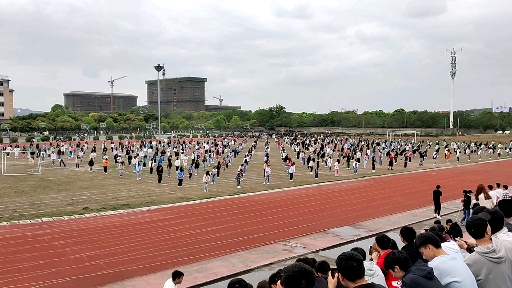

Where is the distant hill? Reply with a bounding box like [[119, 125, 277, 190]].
[[14, 108, 44, 116]]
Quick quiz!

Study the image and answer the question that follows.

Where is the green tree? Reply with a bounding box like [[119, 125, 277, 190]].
[[55, 115, 75, 131], [105, 119, 117, 131], [161, 123, 170, 133], [229, 116, 243, 129], [129, 105, 154, 115], [211, 115, 227, 130], [50, 104, 67, 114]]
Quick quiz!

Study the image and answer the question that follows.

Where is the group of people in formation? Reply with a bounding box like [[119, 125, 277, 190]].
[[265, 133, 511, 180], [0, 136, 263, 190]]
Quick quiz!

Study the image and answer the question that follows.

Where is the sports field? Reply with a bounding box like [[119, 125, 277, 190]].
[[0, 136, 509, 222]]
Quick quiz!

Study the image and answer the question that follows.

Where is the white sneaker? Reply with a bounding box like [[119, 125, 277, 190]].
[[237, 186, 241, 188]]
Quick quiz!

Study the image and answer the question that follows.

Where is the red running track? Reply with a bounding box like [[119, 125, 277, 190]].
[[0, 160, 510, 288]]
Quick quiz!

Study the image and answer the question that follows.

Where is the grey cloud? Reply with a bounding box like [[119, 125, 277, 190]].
[[403, 0, 448, 18], [273, 3, 315, 19], [1, 0, 512, 113]]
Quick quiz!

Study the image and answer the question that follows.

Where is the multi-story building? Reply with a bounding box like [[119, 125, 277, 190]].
[[63, 91, 138, 113], [205, 105, 242, 112], [145, 77, 206, 112], [0, 75, 14, 122]]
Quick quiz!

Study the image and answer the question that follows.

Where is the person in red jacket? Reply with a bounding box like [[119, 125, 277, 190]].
[[372, 234, 402, 288]]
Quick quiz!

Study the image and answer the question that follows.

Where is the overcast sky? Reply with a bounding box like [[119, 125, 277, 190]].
[[1, 0, 511, 113]]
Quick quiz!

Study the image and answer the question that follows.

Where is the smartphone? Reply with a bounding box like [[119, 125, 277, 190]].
[[330, 268, 338, 278]]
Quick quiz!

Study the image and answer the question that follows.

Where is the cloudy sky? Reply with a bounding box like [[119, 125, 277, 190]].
[[1, 0, 511, 113]]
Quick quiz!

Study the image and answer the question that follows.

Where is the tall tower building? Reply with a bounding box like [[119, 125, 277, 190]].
[[145, 77, 206, 112], [0, 75, 14, 121]]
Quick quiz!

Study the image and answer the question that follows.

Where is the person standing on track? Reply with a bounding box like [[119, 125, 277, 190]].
[[433, 184, 443, 219]]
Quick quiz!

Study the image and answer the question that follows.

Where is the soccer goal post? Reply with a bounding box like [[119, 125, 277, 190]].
[[1, 151, 42, 176], [386, 130, 420, 143]]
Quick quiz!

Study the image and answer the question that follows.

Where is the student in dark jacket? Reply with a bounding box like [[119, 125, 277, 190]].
[[399, 226, 423, 264], [461, 190, 473, 223], [313, 260, 329, 288], [384, 250, 443, 288], [156, 163, 164, 184]]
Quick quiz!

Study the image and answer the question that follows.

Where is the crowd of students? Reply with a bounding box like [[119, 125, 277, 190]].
[[221, 196, 512, 288], [265, 134, 511, 185], [1, 136, 262, 189]]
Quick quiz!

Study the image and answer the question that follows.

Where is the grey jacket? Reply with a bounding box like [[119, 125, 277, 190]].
[[465, 238, 512, 288]]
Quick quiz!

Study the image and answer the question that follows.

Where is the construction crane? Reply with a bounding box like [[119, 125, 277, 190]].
[[213, 95, 223, 106], [108, 75, 127, 112]]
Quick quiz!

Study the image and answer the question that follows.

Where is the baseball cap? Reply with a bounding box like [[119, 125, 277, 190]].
[[466, 212, 490, 240]]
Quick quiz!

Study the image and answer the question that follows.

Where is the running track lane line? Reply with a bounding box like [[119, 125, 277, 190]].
[[0, 160, 510, 288]]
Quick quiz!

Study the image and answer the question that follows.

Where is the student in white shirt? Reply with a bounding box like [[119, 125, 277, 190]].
[[490, 183, 504, 205], [163, 270, 184, 288], [416, 232, 478, 288]]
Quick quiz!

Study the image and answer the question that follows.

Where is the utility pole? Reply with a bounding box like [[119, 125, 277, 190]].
[[108, 76, 127, 112], [446, 47, 462, 129]]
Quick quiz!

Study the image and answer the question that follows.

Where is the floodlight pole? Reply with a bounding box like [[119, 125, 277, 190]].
[[154, 64, 164, 140], [447, 47, 462, 129]]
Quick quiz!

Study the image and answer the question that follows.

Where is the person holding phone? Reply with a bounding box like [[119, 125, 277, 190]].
[[327, 251, 386, 288]]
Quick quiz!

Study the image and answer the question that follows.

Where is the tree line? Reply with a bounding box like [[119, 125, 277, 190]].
[[3, 104, 512, 134]]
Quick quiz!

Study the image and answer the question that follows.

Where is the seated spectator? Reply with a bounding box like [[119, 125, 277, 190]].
[[415, 232, 477, 288], [328, 251, 386, 288], [372, 234, 401, 288], [487, 207, 512, 241], [257, 280, 270, 288], [313, 260, 330, 288], [383, 250, 443, 288], [399, 226, 423, 264], [268, 269, 283, 288], [497, 199, 512, 232], [228, 278, 251, 288], [296, 257, 317, 269], [279, 263, 316, 288], [472, 207, 512, 241], [502, 184, 510, 200], [446, 222, 463, 240], [163, 270, 184, 288], [464, 212, 512, 288], [433, 220, 441, 225], [350, 247, 387, 287], [428, 225, 463, 259]]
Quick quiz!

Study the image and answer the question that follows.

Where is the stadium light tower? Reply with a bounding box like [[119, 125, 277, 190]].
[[154, 63, 164, 139], [446, 47, 462, 129]]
